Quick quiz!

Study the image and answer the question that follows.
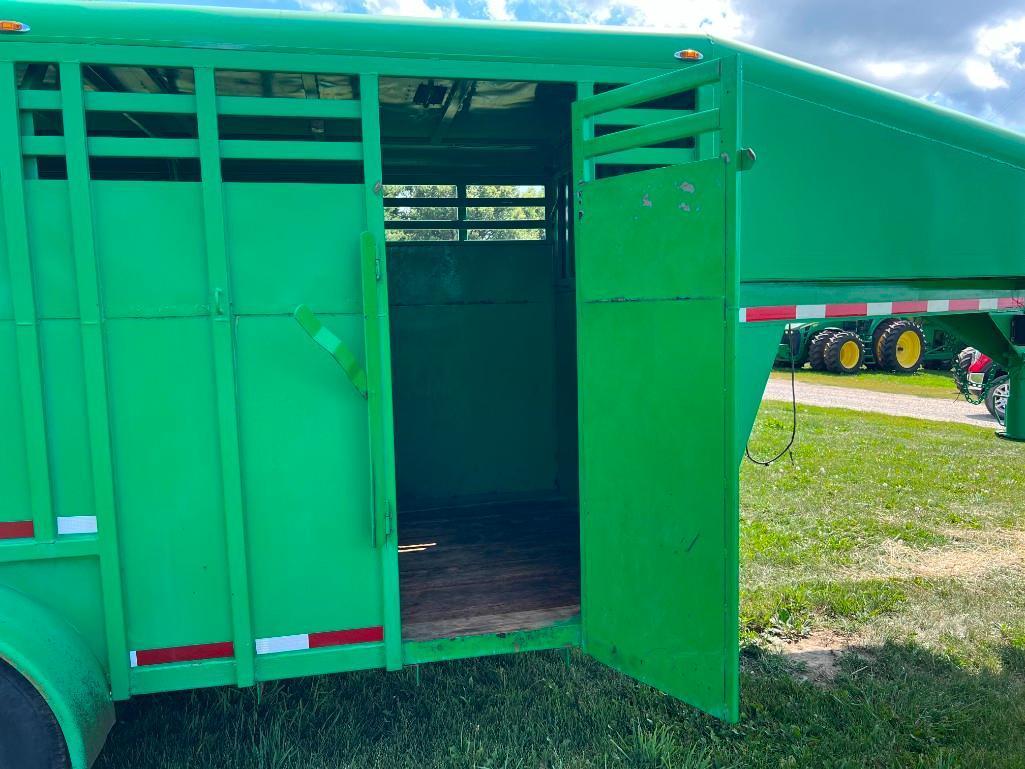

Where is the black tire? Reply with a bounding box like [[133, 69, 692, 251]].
[[953, 347, 977, 389], [871, 318, 903, 367], [0, 660, 70, 769], [877, 320, 926, 374], [807, 329, 840, 371], [823, 330, 865, 374], [986, 375, 1009, 422]]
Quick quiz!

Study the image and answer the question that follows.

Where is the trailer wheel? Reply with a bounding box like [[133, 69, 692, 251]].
[[0, 660, 70, 769], [986, 375, 1010, 422], [878, 321, 926, 373], [871, 318, 902, 367], [807, 330, 839, 371], [823, 331, 864, 374]]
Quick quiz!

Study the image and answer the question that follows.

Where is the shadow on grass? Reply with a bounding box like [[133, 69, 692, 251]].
[[94, 640, 1025, 769]]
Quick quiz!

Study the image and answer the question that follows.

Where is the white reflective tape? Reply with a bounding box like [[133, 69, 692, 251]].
[[129, 651, 138, 668], [795, 304, 827, 320], [739, 308, 748, 323], [866, 302, 892, 317], [979, 298, 999, 311], [927, 299, 950, 313], [57, 515, 98, 535], [255, 633, 310, 655]]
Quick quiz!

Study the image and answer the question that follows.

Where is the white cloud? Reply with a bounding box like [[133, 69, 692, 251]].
[[484, 0, 513, 21], [975, 15, 1025, 70], [863, 59, 933, 83], [963, 57, 1008, 90], [296, 0, 342, 9], [297, 0, 449, 15], [572, 0, 746, 36]]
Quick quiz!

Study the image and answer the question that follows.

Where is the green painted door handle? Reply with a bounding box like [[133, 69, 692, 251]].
[[293, 304, 368, 399]]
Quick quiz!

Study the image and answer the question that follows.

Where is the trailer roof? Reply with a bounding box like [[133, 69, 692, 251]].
[[2, 0, 1024, 162], [0, 0, 704, 69]]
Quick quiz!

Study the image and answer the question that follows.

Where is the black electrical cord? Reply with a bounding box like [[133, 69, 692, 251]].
[[745, 328, 798, 466]]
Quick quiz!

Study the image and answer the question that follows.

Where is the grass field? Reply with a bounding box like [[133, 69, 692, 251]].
[[769, 367, 961, 400], [94, 403, 1025, 769]]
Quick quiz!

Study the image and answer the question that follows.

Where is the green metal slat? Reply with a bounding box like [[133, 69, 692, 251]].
[[0, 536, 100, 565], [384, 197, 545, 207], [18, 89, 61, 110], [87, 136, 200, 158], [359, 74, 403, 673], [387, 219, 545, 230], [84, 91, 196, 113], [21, 135, 65, 156], [594, 108, 691, 126], [583, 108, 719, 160], [216, 95, 360, 119], [195, 66, 256, 689], [576, 59, 721, 119], [59, 61, 131, 700], [593, 147, 696, 166], [218, 139, 362, 161], [0, 62, 55, 541]]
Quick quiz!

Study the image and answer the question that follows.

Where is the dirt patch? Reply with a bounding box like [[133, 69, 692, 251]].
[[770, 630, 853, 683]]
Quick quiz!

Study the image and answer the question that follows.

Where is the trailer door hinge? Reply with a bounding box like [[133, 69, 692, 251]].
[[375, 255, 382, 281]]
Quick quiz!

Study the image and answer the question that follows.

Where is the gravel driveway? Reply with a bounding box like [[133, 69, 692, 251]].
[[762, 377, 999, 429]]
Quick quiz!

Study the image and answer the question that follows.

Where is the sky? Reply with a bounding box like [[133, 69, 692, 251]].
[[124, 0, 1025, 132]]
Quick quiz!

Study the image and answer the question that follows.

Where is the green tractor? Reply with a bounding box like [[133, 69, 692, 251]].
[[775, 318, 963, 375]]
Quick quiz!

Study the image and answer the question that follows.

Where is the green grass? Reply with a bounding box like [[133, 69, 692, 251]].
[[769, 367, 960, 399], [95, 403, 1025, 769]]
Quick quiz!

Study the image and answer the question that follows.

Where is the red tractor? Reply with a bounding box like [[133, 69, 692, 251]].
[[954, 347, 1009, 422]]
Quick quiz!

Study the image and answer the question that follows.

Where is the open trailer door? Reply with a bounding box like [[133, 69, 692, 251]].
[[572, 58, 743, 721]]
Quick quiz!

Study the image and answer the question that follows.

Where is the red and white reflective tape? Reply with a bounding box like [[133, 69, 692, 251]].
[[57, 515, 98, 535], [0, 520, 34, 540], [0, 516, 98, 540], [129, 641, 235, 668], [739, 296, 1024, 323], [255, 626, 384, 655], [126, 627, 383, 668]]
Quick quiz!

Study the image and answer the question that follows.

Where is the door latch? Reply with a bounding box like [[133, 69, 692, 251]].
[[293, 304, 368, 399]]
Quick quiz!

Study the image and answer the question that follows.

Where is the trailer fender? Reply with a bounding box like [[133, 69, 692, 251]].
[[0, 585, 114, 769]]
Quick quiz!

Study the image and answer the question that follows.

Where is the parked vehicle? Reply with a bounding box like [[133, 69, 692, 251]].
[[1, 3, 1023, 767], [955, 347, 1010, 421], [776, 318, 963, 374]]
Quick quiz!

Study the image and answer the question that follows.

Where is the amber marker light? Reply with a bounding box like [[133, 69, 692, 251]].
[[674, 49, 703, 61], [0, 20, 30, 33]]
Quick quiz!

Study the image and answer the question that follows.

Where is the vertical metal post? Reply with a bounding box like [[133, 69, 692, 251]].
[[573, 82, 595, 184], [195, 66, 255, 687], [359, 73, 403, 672], [1000, 362, 1025, 442], [696, 82, 720, 162], [457, 182, 467, 242], [717, 54, 742, 723], [0, 62, 53, 541], [59, 61, 130, 698], [570, 81, 594, 654]]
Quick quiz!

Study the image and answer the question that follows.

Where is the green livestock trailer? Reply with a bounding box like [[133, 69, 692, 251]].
[[1, 2, 1024, 766]]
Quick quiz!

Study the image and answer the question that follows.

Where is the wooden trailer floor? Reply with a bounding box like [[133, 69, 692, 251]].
[[398, 500, 580, 641]]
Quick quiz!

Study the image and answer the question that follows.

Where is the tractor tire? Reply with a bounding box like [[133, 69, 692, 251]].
[[0, 660, 70, 769], [952, 347, 977, 390], [986, 375, 1010, 423], [871, 318, 903, 367], [807, 330, 839, 371], [877, 320, 926, 374], [823, 330, 865, 374]]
